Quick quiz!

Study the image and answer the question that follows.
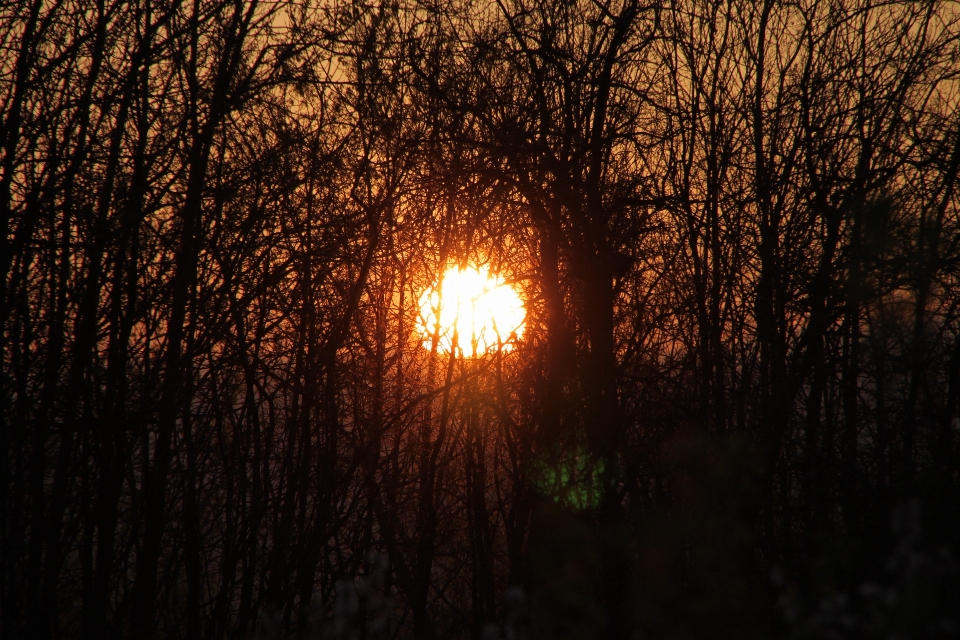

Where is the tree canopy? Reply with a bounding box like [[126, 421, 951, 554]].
[[3, 1, 960, 638]]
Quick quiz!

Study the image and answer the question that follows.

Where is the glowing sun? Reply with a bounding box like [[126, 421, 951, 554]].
[[418, 265, 525, 356]]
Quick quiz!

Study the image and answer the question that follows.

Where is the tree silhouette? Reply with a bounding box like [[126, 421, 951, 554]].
[[2, 1, 959, 639]]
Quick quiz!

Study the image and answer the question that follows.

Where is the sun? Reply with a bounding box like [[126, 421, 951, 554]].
[[418, 265, 525, 356]]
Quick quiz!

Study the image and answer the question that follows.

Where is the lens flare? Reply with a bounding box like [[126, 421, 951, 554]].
[[418, 265, 525, 356]]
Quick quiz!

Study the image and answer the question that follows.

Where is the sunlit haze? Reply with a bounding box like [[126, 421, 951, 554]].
[[418, 266, 525, 356]]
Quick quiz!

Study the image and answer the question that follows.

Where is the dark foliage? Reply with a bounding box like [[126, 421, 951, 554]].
[[2, 1, 960, 638]]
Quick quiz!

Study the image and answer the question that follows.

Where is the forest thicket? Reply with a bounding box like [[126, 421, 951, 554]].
[[3, 1, 960, 638]]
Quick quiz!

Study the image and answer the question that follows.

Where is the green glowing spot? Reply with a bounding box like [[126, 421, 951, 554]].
[[530, 441, 605, 510]]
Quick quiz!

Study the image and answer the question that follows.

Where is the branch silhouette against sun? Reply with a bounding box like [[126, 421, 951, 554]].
[[418, 265, 526, 357]]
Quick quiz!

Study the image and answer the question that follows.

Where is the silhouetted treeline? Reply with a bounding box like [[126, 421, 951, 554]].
[[2, 1, 960, 638]]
